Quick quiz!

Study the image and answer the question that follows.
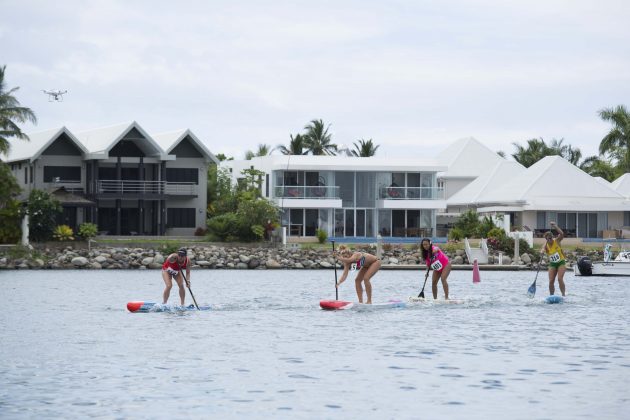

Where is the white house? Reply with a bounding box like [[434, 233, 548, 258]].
[[222, 155, 447, 240]]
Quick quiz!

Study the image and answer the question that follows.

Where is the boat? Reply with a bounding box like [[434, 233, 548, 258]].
[[127, 301, 211, 312], [574, 244, 630, 276]]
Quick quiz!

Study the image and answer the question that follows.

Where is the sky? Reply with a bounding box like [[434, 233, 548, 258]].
[[2, 0, 629, 160]]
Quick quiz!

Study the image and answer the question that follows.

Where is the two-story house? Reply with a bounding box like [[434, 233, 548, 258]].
[[5, 122, 218, 236], [222, 155, 447, 240]]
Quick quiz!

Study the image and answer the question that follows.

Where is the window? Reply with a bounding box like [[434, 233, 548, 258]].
[[167, 208, 196, 228], [24, 167, 27, 184], [165, 168, 198, 183], [44, 166, 81, 182], [265, 174, 269, 197], [29, 166, 33, 184]]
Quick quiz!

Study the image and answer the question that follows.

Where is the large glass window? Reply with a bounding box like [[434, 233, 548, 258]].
[[356, 172, 376, 207], [44, 166, 81, 182], [337, 172, 354, 207], [335, 209, 344, 237], [356, 210, 365, 236], [167, 208, 195, 228], [345, 209, 355, 237], [366, 209, 374, 237], [392, 210, 405, 237], [305, 209, 318, 236], [378, 209, 391, 236]]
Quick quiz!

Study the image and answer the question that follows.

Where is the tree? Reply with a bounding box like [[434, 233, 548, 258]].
[[214, 153, 233, 162], [0, 161, 20, 208], [598, 105, 630, 173], [26, 189, 62, 242], [245, 144, 272, 160], [511, 137, 583, 168], [579, 156, 619, 181], [276, 134, 306, 155], [351, 138, 380, 157], [304, 119, 337, 155], [0, 65, 37, 156]]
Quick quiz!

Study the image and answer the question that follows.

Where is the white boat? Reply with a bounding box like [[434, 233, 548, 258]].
[[574, 244, 630, 276]]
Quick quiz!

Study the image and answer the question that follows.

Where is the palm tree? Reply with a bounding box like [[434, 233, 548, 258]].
[[511, 138, 553, 167], [351, 138, 380, 157], [276, 134, 306, 155], [598, 105, 630, 172], [579, 156, 618, 181], [303, 119, 337, 155], [245, 143, 272, 160], [0, 65, 37, 156]]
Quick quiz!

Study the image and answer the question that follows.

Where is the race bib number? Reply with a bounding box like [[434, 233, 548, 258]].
[[549, 252, 561, 263], [350, 263, 357, 271], [166, 267, 178, 276], [430, 260, 443, 271]]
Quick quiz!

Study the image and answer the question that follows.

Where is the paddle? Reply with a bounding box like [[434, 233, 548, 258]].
[[418, 268, 430, 298], [181, 270, 200, 310], [527, 254, 544, 298], [333, 240, 339, 300]]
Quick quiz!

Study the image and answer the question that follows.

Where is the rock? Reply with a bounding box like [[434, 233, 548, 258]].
[[455, 249, 466, 257], [520, 253, 531, 264], [141, 257, 154, 265], [319, 261, 332, 268], [248, 258, 260, 269], [294, 262, 304, 268], [90, 262, 102, 269], [197, 260, 212, 267], [452, 255, 464, 265], [147, 262, 162, 269], [389, 257, 399, 264], [95, 255, 107, 263], [266, 259, 282, 269], [33, 259, 45, 268], [153, 254, 165, 264], [239, 255, 251, 263], [71, 257, 89, 266], [237, 262, 248, 269], [502, 256, 512, 265]]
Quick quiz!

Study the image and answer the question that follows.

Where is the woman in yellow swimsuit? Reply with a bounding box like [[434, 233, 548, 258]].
[[335, 245, 381, 304], [541, 222, 566, 296]]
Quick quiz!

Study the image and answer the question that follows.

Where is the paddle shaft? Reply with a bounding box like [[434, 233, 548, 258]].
[[418, 268, 430, 298], [181, 270, 199, 310], [528, 254, 544, 297], [333, 240, 338, 300]]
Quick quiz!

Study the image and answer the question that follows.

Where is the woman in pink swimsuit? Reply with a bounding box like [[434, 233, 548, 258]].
[[421, 238, 451, 299]]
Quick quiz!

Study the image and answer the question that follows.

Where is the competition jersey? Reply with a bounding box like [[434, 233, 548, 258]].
[[544, 239, 565, 263], [426, 245, 449, 272]]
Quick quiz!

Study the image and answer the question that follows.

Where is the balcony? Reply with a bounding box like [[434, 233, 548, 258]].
[[274, 185, 340, 199], [379, 187, 444, 200], [96, 180, 197, 197]]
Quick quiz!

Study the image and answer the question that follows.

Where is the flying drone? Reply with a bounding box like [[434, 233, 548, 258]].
[[42, 89, 68, 102]]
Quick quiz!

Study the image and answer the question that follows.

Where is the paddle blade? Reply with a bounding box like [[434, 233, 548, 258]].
[[527, 282, 536, 298], [418, 291, 425, 298]]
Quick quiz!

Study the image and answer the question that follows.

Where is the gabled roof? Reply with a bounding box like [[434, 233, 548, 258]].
[[477, 156, 627, 211], [4, 126, 88, 163], [152, 129, 218, 164], [436, 137, 506, 179], [612, 173, 630, 196], [73, 121, 165, 159], [447, 160, 526, 206]]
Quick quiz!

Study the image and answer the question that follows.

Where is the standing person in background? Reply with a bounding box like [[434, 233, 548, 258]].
[[541, 222, 566, 296], [420, 238, 451, 299], [161, 247, 191, 306], [334, 245, 381, 304]]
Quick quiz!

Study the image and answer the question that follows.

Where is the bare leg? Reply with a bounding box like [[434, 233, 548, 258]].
[[162, 271, 173, 304], [354, 275, 364, 303], [548, 268, 557, 295], [440, 264, 451, 300], [557, 265, 566, 296], [431, 271, 441, 299], [362, 261, 381, 304], [174, 273, 186, 305]]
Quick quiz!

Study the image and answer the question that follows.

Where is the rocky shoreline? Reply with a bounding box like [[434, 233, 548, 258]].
[[0, 244, 602, 270]]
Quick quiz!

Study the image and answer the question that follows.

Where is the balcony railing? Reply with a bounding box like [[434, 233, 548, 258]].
[[379, 187, 444, 200], [274, 185, 340, 199], [97, 180, 197, 195]]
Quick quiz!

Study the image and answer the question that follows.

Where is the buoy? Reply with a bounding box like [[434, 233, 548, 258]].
[[473, 258, 480, 283]]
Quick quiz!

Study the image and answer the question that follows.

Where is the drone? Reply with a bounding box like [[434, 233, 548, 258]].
[[42, 89, 68, 102]]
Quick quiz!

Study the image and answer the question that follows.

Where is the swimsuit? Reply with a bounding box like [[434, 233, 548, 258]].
[[351, 254, 367, 271], [426, 245, 449, 272], [162, 256, 188, 276]]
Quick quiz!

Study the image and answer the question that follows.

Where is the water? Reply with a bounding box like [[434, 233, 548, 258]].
[[1, 269, 629, 419]]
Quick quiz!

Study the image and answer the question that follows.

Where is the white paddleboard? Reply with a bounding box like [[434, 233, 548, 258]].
[[353, 300, 406, 311], [407, 296, 466, 304]]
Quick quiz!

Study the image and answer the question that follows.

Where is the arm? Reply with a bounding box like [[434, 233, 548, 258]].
[[337, 264, 350, 285], [186, 257, 191, 285], [551, 222, 564, 243]]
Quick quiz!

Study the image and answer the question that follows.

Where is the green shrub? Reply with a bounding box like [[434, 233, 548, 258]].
[[207, 213, 240, 241], [316, 229, 328, 244], [159, 240, 180, 255], [26, 189, 62, 242], [448, 227, 463, 241], [477, 216, 497, 238], [454, 209, 479, 238], [486, 227, 505, 239], [251, 224, 265, 240], [53, 225, 74, 241], [78, 223, 98, 240], [0, 200, 21, 244]]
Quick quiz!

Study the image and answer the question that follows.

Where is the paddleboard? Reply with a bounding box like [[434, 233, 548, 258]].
[[319, 300, 353, 310], [127, 301, 211, 313], [544, 295, 564, 304], [407, 297, 466, 304], [353, 300, 406, 311]]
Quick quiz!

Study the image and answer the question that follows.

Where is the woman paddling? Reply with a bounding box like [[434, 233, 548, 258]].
[[335, 245, 381, 304], [541, 222, 566, 297], [421, 238, 451, 300], [161, 247, 191, 306]]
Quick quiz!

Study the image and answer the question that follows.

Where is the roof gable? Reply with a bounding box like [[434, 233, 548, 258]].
[[448, 160, 526, 205], [152, 129, 218, 163], [436, 137, 505, 178], [5, 127, 87, 163], [74, 121, 164, 158], [612, 173, 630, 196]]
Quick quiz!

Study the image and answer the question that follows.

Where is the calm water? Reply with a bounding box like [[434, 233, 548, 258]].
[[1, 268, 629, 419]]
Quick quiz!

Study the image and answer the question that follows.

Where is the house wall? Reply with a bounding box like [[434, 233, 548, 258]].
[[164, 157, 209, 235], [443, 178, 473, 199]]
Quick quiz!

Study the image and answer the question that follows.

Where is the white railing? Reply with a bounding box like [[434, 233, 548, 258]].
[[274, 185, 340, 199], [379, 187, 444, 200], [97, 180, 197, 195]]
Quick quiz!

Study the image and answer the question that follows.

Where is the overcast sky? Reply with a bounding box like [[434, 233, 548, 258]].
[[3, 0, 629, 160]]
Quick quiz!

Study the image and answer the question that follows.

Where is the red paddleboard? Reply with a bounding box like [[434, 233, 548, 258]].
[[319, 300, 353, 310]]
